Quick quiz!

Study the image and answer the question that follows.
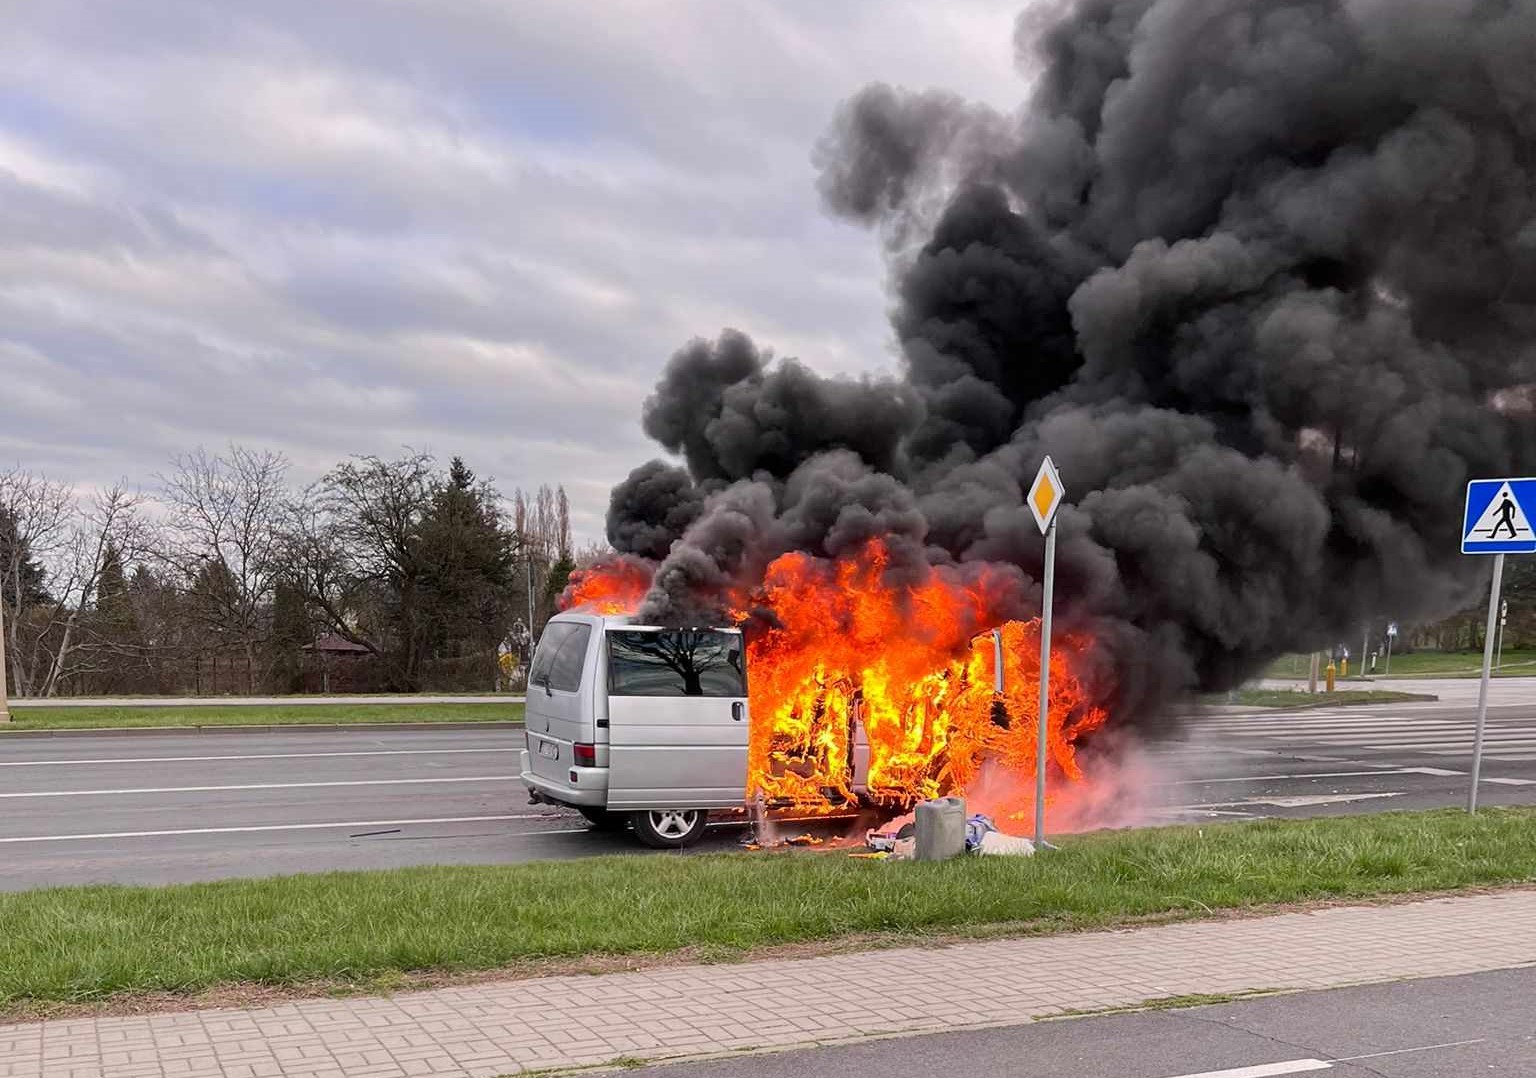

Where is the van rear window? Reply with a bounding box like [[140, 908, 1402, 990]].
[[529, 622, 592, 693], [607, 630, 747, 698]]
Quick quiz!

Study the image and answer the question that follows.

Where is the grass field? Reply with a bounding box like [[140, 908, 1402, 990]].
[[1264, 649, 1536, 680], [3, 807, 1534, 1014], [1211, 689, 1437, 708], [0, 702, 525, 731]]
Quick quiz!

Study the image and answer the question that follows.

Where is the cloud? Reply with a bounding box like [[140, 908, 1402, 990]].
[[0, 0, 1021, 540]]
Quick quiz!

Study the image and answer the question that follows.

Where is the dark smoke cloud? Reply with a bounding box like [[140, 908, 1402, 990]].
[[612, 0, 1536, 725], [605, 460, 704, 560], [642, 330, 923, 483]]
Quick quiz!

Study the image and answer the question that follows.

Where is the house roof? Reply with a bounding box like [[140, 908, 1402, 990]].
[[302, 633, 372, 654]]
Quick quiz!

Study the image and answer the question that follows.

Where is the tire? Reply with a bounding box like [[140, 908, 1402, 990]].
[[578, 806, 627, 831], [631, 809, 708, 849]]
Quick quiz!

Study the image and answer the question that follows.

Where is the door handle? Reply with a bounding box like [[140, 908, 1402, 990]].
[[731, 702, 745, 722]]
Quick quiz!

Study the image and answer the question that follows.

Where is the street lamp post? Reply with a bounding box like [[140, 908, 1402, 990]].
[[526, 554, 537, 653], [0, 587, 11, 723]]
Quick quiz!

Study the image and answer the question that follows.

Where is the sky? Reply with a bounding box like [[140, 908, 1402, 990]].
[[0, 0, 1027, 541]]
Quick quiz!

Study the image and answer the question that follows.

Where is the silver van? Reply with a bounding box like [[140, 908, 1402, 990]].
[[519, 612, 751, 847]]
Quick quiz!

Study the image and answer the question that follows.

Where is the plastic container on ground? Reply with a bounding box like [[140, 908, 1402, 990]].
[[914, 796, 967, 861]]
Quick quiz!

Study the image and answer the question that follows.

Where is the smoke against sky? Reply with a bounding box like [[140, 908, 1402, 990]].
[[611, 0, 1536, 720]]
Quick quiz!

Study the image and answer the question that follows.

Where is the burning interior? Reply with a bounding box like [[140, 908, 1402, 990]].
[[566, 538, 1106, 826]]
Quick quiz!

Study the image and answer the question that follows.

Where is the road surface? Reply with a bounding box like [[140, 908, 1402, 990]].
[[1161, 678, 1536, 822], [2, 679, 1535, 889], [630, 966, 1536, 1077]]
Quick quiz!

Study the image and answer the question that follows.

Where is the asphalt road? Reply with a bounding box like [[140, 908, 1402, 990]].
[[1157, 676, 1536, 823], [2, 677, 1535, 890], [631, 966, 1536, 1077]]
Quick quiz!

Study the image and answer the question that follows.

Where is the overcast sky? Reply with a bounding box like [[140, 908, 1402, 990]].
[[0, 1, 1025, 541]]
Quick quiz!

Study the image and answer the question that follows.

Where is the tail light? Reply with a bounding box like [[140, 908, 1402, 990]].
[[573, 743, 597, 767]]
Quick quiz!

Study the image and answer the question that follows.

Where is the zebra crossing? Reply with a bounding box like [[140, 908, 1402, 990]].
[[1178, 703, 1536, 762]]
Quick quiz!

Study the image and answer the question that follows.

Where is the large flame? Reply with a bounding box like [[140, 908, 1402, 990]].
[[562, 540, 1107, 818]]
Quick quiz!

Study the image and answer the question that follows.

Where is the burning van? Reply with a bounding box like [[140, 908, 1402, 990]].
[[521, 611, 874, 847]]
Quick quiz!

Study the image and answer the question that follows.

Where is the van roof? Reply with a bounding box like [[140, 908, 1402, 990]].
[[546, 611, 741, 634]]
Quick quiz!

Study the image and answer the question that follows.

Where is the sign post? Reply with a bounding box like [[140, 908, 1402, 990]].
[[1385, 622, 1397, 677], [1496, 599, 1508, 673], [1460, 477, 1536, 812], [1027, 455, 1065, 850]]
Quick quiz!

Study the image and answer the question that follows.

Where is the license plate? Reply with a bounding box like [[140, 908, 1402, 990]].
[[537, 740, 559, 760]]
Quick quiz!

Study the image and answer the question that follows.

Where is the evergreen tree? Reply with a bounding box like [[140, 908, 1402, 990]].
[[415, 457, 516, 679], [95, 542, 137, 637], [269, 578, 310, 693], [0, 507, 49, 608]]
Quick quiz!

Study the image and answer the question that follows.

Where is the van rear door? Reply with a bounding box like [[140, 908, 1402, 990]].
[[604, 628, 749, 809], [525, 620, 595, 789]]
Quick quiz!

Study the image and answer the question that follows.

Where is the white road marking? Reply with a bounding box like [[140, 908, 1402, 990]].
[[0, 817, 587, 844], [0, 775, 519, 799], [1200, 792, 1404, 809], [1332, 1038, 1485, 1062], [0, 748, 518, 768], [1481, 776, 1536, 786], [1161, 767, 1458, 786], [1158, 1060, 1331, 1078]]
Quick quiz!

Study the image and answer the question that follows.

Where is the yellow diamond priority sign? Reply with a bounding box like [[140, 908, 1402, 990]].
[[1028, 455, 1064, 535]]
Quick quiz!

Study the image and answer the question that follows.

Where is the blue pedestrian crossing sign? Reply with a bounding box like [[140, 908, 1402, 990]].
[[1462, 477, 1536, 554]]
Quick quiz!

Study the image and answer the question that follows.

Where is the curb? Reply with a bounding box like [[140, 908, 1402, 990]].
[[0, 721, 526, 739]]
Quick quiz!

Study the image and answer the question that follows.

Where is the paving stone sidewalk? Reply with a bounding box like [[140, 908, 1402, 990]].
[[6, 889, 1536, 1078]]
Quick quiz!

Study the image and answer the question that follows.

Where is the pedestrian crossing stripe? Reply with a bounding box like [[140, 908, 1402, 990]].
[[1463, 477, 1536, 554]]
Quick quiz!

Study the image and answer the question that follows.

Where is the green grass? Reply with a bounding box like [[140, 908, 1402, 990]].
[[1, 702, 525, 731], [1208, 689, 1436, 709], [1265, 649, 1536, 680], [3, 807, 1535, 1012]]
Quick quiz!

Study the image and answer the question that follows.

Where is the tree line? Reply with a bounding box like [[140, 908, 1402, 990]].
[[0, 450, 593, 697]]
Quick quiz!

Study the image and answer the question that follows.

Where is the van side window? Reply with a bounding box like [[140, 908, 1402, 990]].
[[528, 624, 572, 688], [529, 623, 591, 693], [607, 630, 746, 697], [547, 624, 592, 692]]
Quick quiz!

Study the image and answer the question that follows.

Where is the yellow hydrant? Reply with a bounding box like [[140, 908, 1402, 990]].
[[1326, 662, 1337, 692]]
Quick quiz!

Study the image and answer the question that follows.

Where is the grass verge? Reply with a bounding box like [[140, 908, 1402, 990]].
[[1265, 650, 1536, 679], [1, 702, 525, 731], [1210, 689, 1436, 709], [3, 807, 1534, 1016]]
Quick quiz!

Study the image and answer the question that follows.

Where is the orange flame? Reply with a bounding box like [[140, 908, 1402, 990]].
[[562, 559, 652, 615], [563, 540, 1107, 815]]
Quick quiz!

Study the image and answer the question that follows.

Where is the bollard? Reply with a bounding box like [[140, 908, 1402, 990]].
[[915, 796, 967, 861], [1341, 657, 1349, 679], [1326, 662, 1336, 693]]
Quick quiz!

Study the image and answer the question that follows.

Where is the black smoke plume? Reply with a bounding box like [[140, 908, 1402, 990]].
[[607, 0, 1536, 723]]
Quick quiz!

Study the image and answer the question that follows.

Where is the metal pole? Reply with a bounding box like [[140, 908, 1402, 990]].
[[527, 554, 536, 650], [1035, 518, 1057, 849], [1361, 625, 1369, 681], [1468, 553, 1506, 813], [1307, 651, 1319, 695], [1385, 633, 1393, 676], [1496, 601, 1506, 674], [992, 628, 1004, 693], [0, 584, 10, 723]]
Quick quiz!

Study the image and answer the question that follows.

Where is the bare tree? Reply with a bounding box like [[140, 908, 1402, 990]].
[[0, 470, 148, 697], [0, 469, 72, 697], [556, 486, 572, 562], [158, 446, 291, 693]]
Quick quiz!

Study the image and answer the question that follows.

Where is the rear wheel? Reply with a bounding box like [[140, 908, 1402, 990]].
[[578, 806, 627, 831], [632, 809, 707, 849]]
